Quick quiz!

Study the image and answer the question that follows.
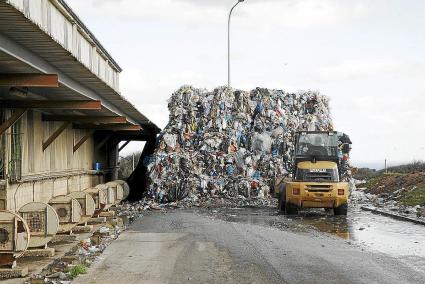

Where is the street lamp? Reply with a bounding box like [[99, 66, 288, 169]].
[[228, 0, 245, 89]]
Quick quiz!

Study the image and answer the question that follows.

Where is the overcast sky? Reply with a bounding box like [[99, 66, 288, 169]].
[[68, 0, 425, 169]]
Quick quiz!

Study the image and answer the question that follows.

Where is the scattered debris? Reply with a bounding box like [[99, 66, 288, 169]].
[[24, 204, 138, 284], [355, 172, 425, 220]]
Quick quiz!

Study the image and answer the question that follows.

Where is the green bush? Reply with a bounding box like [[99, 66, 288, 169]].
[[68, 264, 88, 278], [118, 151, 141, 179]]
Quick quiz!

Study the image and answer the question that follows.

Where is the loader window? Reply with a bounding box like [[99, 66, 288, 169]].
[[296, 133, 338, 157], [296, 168, 339, 182]]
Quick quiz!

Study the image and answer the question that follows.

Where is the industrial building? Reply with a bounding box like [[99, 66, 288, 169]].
[[0, 0, 159, 211]]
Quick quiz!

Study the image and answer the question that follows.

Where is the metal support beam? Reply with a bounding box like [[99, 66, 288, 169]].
[[0, 108, 27, 135], [113, 131, 153, 142], [0, 73, 59, 87], [95, 133, 114, 151], [115, 130, 153, 136], [73, 130, 95, 153], [42, 115, 126, 124], [0, 33, 138, 124], [73, 124, 142, 131], [114, 135, 150, 142], [42, 122, 70, 151], [118, 141, 131, 152], [109, 139, 121, 152], [1, 100, 101, 110]]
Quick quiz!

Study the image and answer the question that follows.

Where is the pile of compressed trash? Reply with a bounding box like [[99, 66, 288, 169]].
[[146, 86, 350, 204]]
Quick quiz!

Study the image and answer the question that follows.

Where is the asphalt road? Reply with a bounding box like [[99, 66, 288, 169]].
[[75, 209, 425, 284]]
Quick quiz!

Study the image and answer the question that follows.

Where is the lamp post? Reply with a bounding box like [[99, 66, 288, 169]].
[[228, 0, 245, 89]]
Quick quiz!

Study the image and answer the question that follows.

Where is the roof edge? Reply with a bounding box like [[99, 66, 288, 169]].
[[57, 0, 122, 72]]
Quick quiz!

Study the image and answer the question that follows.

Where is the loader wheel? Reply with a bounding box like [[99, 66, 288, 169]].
[[334, 204, 348, 216], [285, 202, 298, 215], [278, 184, 286, 212]]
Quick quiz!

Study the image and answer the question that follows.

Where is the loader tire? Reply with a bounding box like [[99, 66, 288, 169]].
[[278, 184, 286, 212], [278, 193, 286, 213], [334, 204, 348, 216], [285, 202, 298, 215]]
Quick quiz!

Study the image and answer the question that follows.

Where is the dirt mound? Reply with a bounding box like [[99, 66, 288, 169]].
[[362, 172, 425, 206]]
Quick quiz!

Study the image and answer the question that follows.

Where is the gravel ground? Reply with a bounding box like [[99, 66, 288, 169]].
[[74, 208, 425, 284]]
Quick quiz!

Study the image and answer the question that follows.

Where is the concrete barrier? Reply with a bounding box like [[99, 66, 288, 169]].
[[361, 206, 425, 226]]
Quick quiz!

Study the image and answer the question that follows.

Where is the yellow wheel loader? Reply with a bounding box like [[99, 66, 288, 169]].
[[275, 131, 351, 215]]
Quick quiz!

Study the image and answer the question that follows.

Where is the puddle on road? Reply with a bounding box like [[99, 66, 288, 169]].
[[201, 206, 425, 259], [345, 206, 425, 258]]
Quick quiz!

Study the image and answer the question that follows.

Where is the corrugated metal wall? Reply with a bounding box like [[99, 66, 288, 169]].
[[6, 0, 120, 91], [19, 111, 94, 174], [2, 110, 99, 211]]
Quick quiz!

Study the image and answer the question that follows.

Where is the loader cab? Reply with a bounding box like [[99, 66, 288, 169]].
[[295, 131, 339, 160], [293, 131, 341, 178]]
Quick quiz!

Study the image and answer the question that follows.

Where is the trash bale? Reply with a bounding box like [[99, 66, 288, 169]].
[[146, 86, 352, 204]]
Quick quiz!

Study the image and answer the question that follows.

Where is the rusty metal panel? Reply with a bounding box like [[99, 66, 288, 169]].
[[0, 74, 59, 87], [2, 100, 102, 109], [42, 115, 127, 124], [74, 124, 142, 131]]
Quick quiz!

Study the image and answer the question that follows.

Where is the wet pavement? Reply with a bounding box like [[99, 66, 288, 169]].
[[198, 204, 425, 263], [78, 207, 425, 284]]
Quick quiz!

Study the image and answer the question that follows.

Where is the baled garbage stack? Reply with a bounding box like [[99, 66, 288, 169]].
[[147, 86, 335, 203]]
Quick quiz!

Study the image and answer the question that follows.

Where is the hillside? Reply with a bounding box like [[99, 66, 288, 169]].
[[355, 162, 425, 213], [361, 172, 425, 206]]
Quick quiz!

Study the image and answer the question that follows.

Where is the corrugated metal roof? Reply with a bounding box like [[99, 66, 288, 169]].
[[0, 1, 160, 134], [56, 0, 122, 72]]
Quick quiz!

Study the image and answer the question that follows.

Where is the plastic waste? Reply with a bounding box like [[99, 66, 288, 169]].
[[146, 86, 351, 203]]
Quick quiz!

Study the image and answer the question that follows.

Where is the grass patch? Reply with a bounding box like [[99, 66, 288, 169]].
[[67, 264, 88, 278], [363, 173, 405, 187], [383, 172, 407, 176], [363, 175, 387, 188], [401, 187, 425, 206]]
